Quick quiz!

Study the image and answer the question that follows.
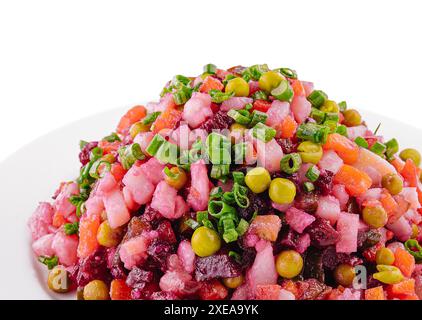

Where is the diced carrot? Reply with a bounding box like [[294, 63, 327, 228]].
[[252, 100, 272, 113], [52, 211, 66, 228], [199, 76, 224, 93], [387, 279, 415, 298], [391, 158, 405, 173], [152, 107, 182, 134], [110, 279, 132, 300], [334, 165, 372, 196], [400, 159, 422, 204], [363, 242, 383, 263], [77, 212, 101, 259], [323, 133, 360, 164], [290, 79, 305, 96], [117, 105, 147, 134], [394, 247, 415, 278], [380, 189, 399, 216], [280, 115, 298, 139], [98, 140, 121, 154], [110, 163, 126, 182], [365, 286, 385, 300], [400, 293, 419, 300]]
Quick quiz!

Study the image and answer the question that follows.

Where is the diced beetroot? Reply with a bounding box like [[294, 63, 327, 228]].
[[231, 283, 251, 300], [28, 202, 55, 241], [249, 215, 282, 241], [256, 138, 284, 173], [295, 233, 311, 254], [156, 220, 177, 244], [387, 216, 412, 241], [32, 233, 55, 257], [119, 232, 157, 270], [103, 188, 131, 228], [221, 97, 253, 112], [122, 165, 155, 205], [332, 184, 349, 210], [255, 285, 295, 300], [151, 181, 181, 219], [318, 150, 343, 174], [177, 240, 196, 274], [246, 241, 278, 294], [290, 95, 311, 124], [272, 201, 293, 213], [249, 81, 260, 94], [133, 131, 154, 155], [195, 254, 242, 281], [286, 207, 316, 233], [306, 218, 340, 248], [187, 160, 210, 211], [336, 212, 359, 253], [54, 182, 79, 218], [265, 100, 290, 128], [51, 231, 78, 267], [140, 157, 166, 185], [316, 196, 341, 225], [182, 92, 213, 129]]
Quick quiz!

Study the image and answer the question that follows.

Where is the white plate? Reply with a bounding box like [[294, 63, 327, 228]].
[[0, 108, 421, 300]]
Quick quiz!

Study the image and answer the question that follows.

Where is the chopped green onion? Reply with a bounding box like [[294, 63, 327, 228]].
[[303, 182, 315, 193], [222, 191, 236, 205], [223, 74, 236, 86], [164, 167, 179, 179], [119, 143, 145, 169], [79, 140, 88, 150], [90, 147, 103, 161], [404, 239, 422, 261], [307, 90, 328, 108], [236, 219, 249, 236], [245, 103, 253, 111], [233, 183, 250, 208], [223, 228, 238, 243], [385, 138, 399, 159], [370, 141, 387, 155], [173, 85, 192, 105], [252, 90, 268, 101], [232, 172, 245, 186], [38, 256, 58, 270], [249, 110, 268, 128], [277, 67, 297, 79], [325, 112, 339, 123], [323, 120, 338, 133], [172, 75, 191, 87], [146, 134, 166, 156], [210, 187, 223, 200], [64, 222, 79, 235], [208, 201, 236, 219], [210, 164, 230, 179], [228, 251, 242, 263], [296, 123, 330, 144], [155, 142, 179, 165], [252, 122, 277, 143], [142, 112, 161, 125], [227, 109, 251, 125], [203, 63, 217, 74], [338, 101, 347, 112], [206, 132, 231, 165], [185, 218, 200, 230], [355, 136, 369, 149], [305, 165, 320, 182], [232, 142, 247, 165], [271, 79, 294, 102], [310, 108, 326, 124], [89, 159, 111, 179], [103, 132, 121, 143], [335, 124, 348, 137], [209, 89, 234, 103], [280, 153, 302, 174], [242, 64, 269, 81]]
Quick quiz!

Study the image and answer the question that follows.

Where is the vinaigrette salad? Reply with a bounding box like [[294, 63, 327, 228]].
[[28, 64, 422, 300]]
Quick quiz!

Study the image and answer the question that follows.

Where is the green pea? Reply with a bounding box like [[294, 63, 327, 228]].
[[334, 264, 355, 287], [191, 226, 221, 257], [258, 71, 284, 93], [320, 100, 339, 113], [342, 109, 362, 127], [269, 178, 296, 204], [225, 77, 250, 97], [297, 141, 323, 164], [381, 173, 403, 195], [245, 167, 271, 194], [400, 148, 421, 167], [275, 250, 303, 279], [362, 206, 388, 229], [83, 280, 110, 300], [376, 247, 395, 266]]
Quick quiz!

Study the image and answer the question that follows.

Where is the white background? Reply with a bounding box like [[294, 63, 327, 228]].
[[0, 0, 421, 162]]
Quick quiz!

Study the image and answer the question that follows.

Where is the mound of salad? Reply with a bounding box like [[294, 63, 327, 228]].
[[28, 64, 422, 300]]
